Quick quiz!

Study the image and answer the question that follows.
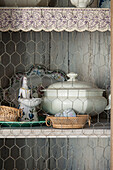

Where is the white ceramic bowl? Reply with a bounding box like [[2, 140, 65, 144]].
[[18, 98, 42, 107]]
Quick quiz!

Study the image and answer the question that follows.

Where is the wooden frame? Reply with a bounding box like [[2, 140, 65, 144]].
[[111, 0, 113, 169]]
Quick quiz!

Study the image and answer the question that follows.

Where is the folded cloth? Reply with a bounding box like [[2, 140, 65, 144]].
[[55, 108, 76, 117]]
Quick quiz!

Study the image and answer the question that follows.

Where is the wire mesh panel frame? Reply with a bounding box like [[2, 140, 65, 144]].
[[0, 6, 111, 170]]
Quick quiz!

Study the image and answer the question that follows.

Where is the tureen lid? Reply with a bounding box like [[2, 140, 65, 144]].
[[47, 72, 102, 91]]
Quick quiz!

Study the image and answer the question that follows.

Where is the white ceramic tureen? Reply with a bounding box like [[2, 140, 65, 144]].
[[70, 0, 93, 7], [42, 73, 107, 116]]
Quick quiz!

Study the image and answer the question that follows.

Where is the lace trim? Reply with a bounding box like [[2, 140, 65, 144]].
[[0, 8, 110, 32]]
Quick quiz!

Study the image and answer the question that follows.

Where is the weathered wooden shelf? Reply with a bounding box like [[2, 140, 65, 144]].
[[0, 8, 110, 32], [0, 126, 110, 138]]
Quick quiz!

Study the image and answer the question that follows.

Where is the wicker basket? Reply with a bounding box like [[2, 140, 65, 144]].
[[0, 106, 23, 122], [46, 115, 91, 129]]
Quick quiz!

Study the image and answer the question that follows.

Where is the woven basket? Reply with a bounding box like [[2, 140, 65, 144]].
[[46, 115, 91, 129], [0, 106, 23, 122]]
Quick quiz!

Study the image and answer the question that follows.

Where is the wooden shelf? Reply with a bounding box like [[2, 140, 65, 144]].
[[0, 126, 110, 138]]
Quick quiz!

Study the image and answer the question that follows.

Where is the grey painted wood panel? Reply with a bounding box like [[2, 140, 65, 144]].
[[0, 138, 110, 170], [49, 138, 110, 170], [57, 0, 69, 7], [50, 31, 69, 73], [68, 31, 110, 89], [34, 31, 50, 68], [67, 138, 110, 170], [0, 0, 99, 7], [90, 31, 111, 89], [68, 31, 90, 81]]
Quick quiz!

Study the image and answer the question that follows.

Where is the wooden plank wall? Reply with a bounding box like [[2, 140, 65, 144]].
[[49, 31, 110, 90]]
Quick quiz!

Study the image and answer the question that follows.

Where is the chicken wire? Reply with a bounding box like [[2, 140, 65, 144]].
[[0, 29, 111, 169], [0, 138, 110, 170], [0, 30, 111, 128]]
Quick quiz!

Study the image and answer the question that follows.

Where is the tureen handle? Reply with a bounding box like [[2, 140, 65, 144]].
[[105, 94, 111, 111], [67, 72, 78, 81]]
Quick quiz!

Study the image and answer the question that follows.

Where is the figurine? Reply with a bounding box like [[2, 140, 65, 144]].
[[18, 76, 41, 121]]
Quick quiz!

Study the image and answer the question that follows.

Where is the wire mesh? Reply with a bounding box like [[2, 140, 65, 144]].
[[0, 0, 111, 169], [0, 29, 111, 169], [0, 30, 110, 129]]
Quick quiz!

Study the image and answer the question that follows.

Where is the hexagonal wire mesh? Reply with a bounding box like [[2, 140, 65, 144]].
[[0, 0, 111, 169], [0, 138, 110, 170], [0, 30, 111, 127], [0, 0, 98, 8], [0, 30, 111, 169]]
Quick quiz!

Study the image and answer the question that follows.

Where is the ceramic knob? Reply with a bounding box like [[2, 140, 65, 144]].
[[67, 72, 78, 81]]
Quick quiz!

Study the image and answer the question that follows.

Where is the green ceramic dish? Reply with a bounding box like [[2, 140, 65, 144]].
[[0, 121, 46, 127]]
